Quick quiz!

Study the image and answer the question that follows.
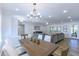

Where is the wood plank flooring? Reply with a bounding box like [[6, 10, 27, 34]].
[[57, 39, 79, 56]]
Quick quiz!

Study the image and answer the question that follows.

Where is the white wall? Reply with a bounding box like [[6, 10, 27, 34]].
[[2, 15, 19, 48], [0, 6, 2, 48], [25, 23, 34, 34], [25, 23, 47, 35], [2, 15, 12, 40]]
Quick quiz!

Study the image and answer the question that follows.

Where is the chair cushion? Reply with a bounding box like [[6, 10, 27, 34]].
[[21, 53, 29, 56], [16, 47, 27, 55], [18, 51, 27, 56], [2, 39, 18, 56]]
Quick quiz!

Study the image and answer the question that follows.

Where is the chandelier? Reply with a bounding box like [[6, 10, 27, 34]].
[[27, 3, 42, 20]]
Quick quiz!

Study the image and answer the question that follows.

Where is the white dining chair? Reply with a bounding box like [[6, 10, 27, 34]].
[[28, 34, 32, 38], [44, 35, 51, 42], [38, 34, 43, 40], [2, 39, 29, 56], [2, 39, 18, 56]]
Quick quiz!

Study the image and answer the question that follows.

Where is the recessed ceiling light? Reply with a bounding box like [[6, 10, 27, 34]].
[[68, 16, 72, 19], [63, 10, 68, 13], [16, 8, 20, 11], [48, 16, 51, 18], [46, 22, 48, 25]]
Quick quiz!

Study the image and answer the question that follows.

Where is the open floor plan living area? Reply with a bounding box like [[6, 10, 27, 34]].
[[0, 3, 79, 56]]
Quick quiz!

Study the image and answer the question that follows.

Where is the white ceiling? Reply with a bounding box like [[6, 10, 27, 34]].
[[1, 3, 79, 24]]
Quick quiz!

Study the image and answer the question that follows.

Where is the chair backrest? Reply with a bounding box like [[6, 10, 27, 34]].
[[32, 33, 38, 39], [2, 39, 18, 56], [44, 35, 51, 42], [38, 34, 43, 40], [62, 48, 69, 56], [28, 34, 32, 38]]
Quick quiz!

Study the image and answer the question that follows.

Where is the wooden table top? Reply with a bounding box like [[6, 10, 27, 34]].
[[20, 38, 58, 56]]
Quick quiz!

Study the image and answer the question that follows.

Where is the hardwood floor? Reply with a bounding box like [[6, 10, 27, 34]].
[[57, 39, 79, 56]]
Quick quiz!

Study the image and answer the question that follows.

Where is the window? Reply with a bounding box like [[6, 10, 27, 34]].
[[70, 25, 78, 37], [50, 26, 62, 32], [18, 22, 25, 35], [63, 25, 67, 32]]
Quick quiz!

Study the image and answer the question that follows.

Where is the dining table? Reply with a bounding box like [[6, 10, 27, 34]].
[[20, 38, 58, 56]]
